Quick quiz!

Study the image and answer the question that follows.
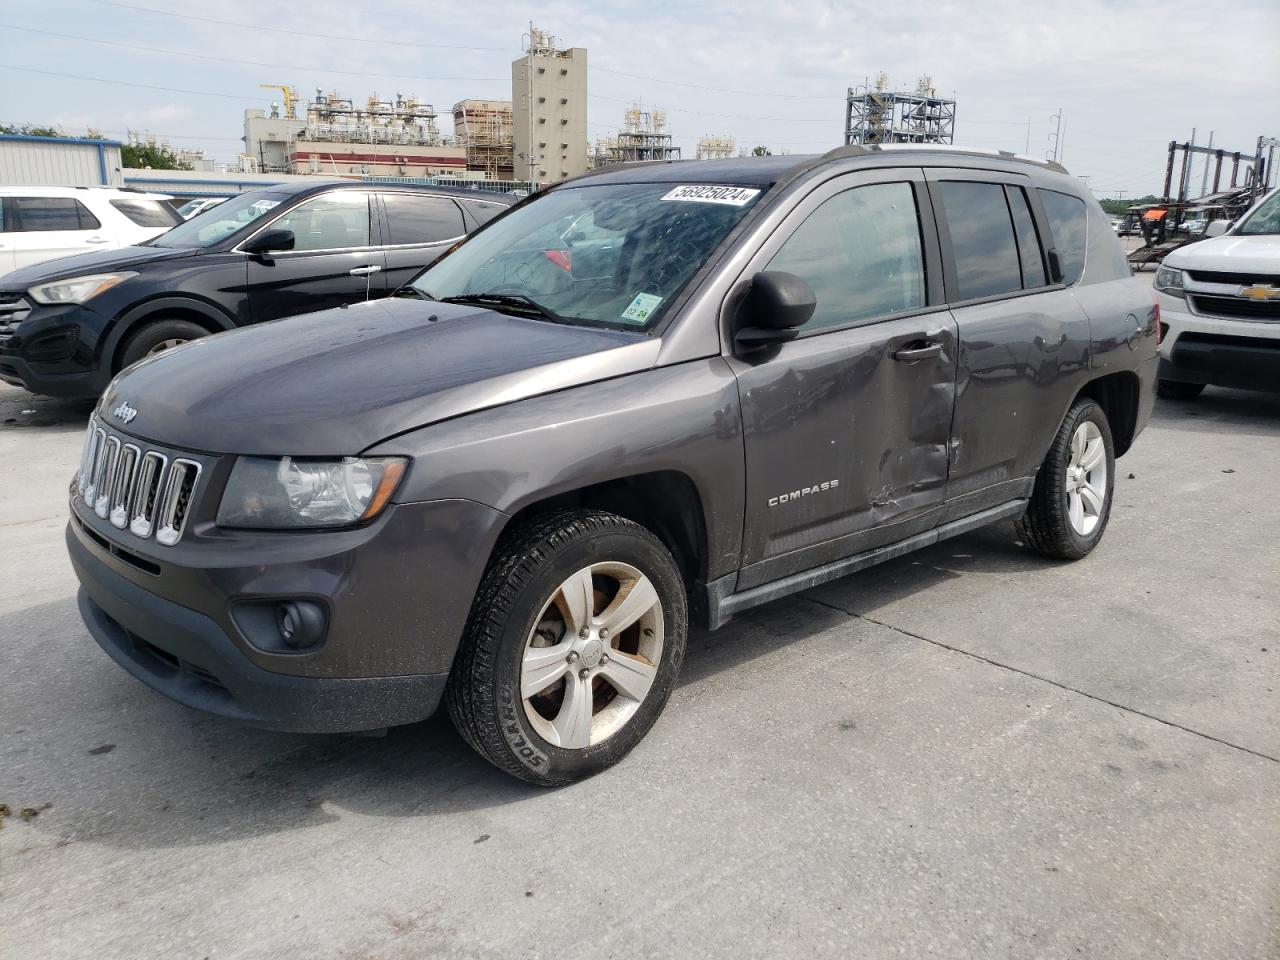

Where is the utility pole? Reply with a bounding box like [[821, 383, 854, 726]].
[[1199, 130, 1214, 197], [1025, 116, 1031, 154], [1047, 109, 1063, 163]]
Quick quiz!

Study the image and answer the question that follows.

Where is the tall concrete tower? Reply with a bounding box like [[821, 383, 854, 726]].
[[512, 27, 588, 184]]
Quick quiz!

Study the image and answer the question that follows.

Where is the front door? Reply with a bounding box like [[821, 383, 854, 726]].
[[729, 169, 958, 591], [245, 191, 386, 324]]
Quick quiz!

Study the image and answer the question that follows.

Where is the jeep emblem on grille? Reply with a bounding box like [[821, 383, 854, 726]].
[[112, 401, 138, 424]]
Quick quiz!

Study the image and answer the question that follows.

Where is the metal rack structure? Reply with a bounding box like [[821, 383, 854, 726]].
[[844, 73, 956, 146]]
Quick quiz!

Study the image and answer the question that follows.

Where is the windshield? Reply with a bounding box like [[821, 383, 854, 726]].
[[150, 191, 289, 248], [410, 181, 765, 330], [1238, 191, 1280, 235]]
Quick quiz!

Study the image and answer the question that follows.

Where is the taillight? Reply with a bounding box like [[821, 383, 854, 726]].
[[1153, 301, 1164, 346], [543, 249, 572, 273]]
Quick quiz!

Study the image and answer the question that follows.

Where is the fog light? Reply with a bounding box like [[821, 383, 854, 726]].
[[276, 600, 326, 650]]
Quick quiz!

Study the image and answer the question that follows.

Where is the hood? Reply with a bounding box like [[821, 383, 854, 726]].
[[0, 245, 198, 288], [1163, 233, 1280, 274], [99, 297, 658, 455]]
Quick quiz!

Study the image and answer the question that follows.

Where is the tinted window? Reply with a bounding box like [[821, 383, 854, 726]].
[[940, 181, 1022, 300], [110, 198, 180, 228], [767, 181, 926, 331], [1038, 188, 1088, 284], [460, 199, 506, 228], [10, 197, 100, 232], [1006, 186, 1046, 287], [382, 194, 463, 245], [272, 192, 371, 251]]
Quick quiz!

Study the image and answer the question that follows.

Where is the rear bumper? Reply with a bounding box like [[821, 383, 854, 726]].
[[71, 526, 449, 732]]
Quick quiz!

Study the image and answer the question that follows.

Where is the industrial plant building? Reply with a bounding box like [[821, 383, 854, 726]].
[[512, 28, 589, 182], [845, 73, 956, 146], [452, 99, 515, 180], [242, 88, 467, 178]]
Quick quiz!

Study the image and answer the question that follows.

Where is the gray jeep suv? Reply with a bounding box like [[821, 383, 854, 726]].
[[67, 147, 1158, 785]]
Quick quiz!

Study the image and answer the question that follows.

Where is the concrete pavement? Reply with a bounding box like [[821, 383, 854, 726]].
[[1, 381, 1277, 960]]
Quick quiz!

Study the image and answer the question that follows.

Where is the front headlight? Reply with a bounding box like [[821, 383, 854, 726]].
[[28, 272, 137, 305], [1153, 264, 1185, 298], [216, 456, 407, 529]]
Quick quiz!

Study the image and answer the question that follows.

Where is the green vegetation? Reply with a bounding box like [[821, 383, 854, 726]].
[[1098, 195, 1160, 215], [120, 142, 191, 170], [751, 145, 772, 156], [1, 122, 105, 139]]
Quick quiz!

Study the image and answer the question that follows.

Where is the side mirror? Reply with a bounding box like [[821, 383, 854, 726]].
[[243, 229, 295, 255], [734, 271, 816, 351], [1204, 220, 1230, 238]]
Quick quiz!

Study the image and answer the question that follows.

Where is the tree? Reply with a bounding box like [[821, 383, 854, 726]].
[[1098, 194, 1160, 216], [121, 142, 192, 171], [751, 145, 772, 156], [2, 122, 107, 139]]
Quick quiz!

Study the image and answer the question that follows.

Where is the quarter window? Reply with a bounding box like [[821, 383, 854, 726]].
[[381, 194, 464, 245], [271, 192, 371, 251], [1006, 186, 1047, 288], [939, 181, 1022, 300], [9, 196, 101, 232], [459, 199, 506, 229], [767, 181, 926, 332], [1038, 189, 1088, 284], [110, 198, 180, 228]]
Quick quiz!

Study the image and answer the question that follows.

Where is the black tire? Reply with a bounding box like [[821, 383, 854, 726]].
[[446, 509, 687, 786], [1157, 379, 1205, 401], [1018, 398, 1115, 561], [117, 319, 209, 372]]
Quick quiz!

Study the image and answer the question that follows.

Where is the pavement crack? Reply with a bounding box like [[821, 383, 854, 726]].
[[802, 594, 1280, 765]]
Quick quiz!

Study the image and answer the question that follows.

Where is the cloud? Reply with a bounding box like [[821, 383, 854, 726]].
[[121, 102, 195, 129]]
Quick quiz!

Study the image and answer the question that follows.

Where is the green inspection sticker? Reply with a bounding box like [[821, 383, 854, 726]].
[[621, 292, 663, 324]]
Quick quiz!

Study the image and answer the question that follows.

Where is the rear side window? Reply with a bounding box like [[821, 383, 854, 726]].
[[939, 181, 1021, 300], [460, 199, 506, 229], [9, 197, 101, 232], [110, 198, 180, 228], [1038, 189, 1088, 284], [1006, 187, 1047, 287], [382, 194, 464, 245], [768, 181, 926, 332]]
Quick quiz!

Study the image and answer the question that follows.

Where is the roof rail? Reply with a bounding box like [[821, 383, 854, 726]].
[[818, 142, 1069, 175]]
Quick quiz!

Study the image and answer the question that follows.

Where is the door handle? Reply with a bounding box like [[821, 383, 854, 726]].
[[349, 265, 382, 276], [85, 237, 111, 245], [893, 341, 942, 362]]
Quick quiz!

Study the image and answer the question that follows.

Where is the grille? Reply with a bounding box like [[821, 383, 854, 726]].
[[1186, 270, 1280, 286], [1188, 294, 1280, 321], [0, 291, 31, 342], [75, 418, 202, 547]]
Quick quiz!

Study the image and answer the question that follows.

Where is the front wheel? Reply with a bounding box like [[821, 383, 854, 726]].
[[446, 509, 687, 786], [1018, 398, 1115, 560], [117, 319, 209, 372]]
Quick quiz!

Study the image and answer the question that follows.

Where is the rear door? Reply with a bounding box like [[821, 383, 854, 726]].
[[377, 192, 468, 290], [6, 196, 116, 268], [244, 190, 386, 323], [926, 170, 1091, 512], [730, 168, 958, 590]]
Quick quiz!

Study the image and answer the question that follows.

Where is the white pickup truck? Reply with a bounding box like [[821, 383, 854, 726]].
[[1153, 186, 1280, 398]]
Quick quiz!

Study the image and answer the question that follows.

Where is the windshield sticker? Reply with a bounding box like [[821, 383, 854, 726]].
[[661, 185, 761, 206], [621, 292, 663, 324]]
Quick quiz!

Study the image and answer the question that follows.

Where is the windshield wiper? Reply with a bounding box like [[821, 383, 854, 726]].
[[393, 285, 435, 301], [441, 293, 569, 325]]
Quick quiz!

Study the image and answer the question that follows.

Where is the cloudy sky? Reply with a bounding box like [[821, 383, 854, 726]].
[[2, 0, 1277, 197]]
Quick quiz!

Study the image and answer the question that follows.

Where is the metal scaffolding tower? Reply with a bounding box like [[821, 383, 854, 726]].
[[844, 73, 956, 146]]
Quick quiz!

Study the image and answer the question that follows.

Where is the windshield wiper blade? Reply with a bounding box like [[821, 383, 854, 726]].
[[393, 285, 434, 301], [441, 293, 568, 324]]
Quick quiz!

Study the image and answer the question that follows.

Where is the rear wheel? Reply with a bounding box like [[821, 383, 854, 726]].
[[1157, 379, 1205, 400], [118, 319, 209, 372], [446, 509, 687, 786], [1018, 398, 1115, 560]]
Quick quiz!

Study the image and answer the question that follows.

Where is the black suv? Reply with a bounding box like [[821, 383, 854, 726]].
[[0, 181, 510, 398], [68, 147, 1158, 785]]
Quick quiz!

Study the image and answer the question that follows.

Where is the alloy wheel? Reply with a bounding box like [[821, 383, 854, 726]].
[[1065, 421, 1107, 536]]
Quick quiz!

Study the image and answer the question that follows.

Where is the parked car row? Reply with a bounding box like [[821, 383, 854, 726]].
[[65, 146, 1159, 784], [0, 181, 510, 397]]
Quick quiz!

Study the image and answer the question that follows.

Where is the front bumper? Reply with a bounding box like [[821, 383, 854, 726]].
[[1156, 294, 1280, 392], [0, 300, 113, 398], [68, 492, 509, 732]]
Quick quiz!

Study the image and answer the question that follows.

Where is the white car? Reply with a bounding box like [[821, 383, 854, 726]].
[[0, 186, 180, 273], [1152, 186, 1280, 398]]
